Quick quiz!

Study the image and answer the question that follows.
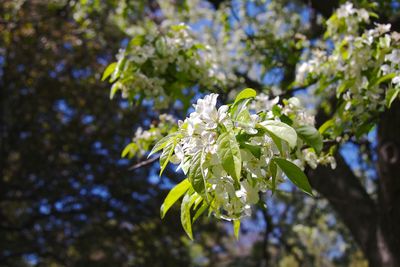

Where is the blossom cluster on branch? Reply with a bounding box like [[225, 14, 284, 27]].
[[105, 2, 398, 240], [149, 89, 334, 238], [121, 114, 177, 159], [296, 2, 400, 140], [102, 23, 226, 108]]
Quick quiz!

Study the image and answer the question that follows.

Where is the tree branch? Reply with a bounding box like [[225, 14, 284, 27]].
[[129, 156, 159, 170]]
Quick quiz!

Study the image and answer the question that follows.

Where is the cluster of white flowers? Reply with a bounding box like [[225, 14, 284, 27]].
[[382, 47, 400, 84], [336, 2, 369, 21], [250, 94, 279, 114], [327, 2, 369, 39], [251, 94, 316, 126], [302, 149, 336, 170], [122, 114, 177, 159], [153, 90, 334, 222], [104, 23, 226, 108], [296, 50, 328, 85], [170, 94, 264, 219], [281, 97, 315, 126], [158, 1, 314, 92], [296, 2, 400, 139], [252, 95, 335, 170]]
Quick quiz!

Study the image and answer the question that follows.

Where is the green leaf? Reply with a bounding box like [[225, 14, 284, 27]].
[[155, 37, 167, 56], [233, 220, 241, 240], [273, 158, 313, 196], [319, 119, 334, 134], [234, 88, 257, 105], [110, 57, 126, 82], [217, 132, 242, 183], [109, 82, 121, 99], [193, 201, 208, 222], [373, 73, 396, 86], [193, 43, 207, 50], [128, 35, 144, 47], [240, 143, 261, 159], [180, 191, 198, 240], [266, 130, 284, 155], [259, 120, 297, 148], [336, 79, 355, 97], [188, 149, 207, 196], [193, 195, 203, 211], [269, 160, 277, 194], [279, 114, 293, 125], [101, 62, 117, 81], [180, 155, 192, 175], [272, 105, 282, 117], [386, 87, 400, 108], [160, 179, 191, 219], [149, 133, 177, 158], [369, 11, 379, 19], [230, 97, 251, 120], [236, 108, 252, 124], [121, 143, 137, 158], [171, 24, 187, 31], [181, 193, 193, 240], [355, 122, 375, 139], [296, 125, 323, 154], [159, 138, 178, 176], [200, 149, 209, 201]]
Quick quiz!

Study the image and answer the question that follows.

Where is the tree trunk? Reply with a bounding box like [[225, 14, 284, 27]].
[[307, 101, 400, 267], [296, 1, 400, 265], [376, 100, 400, 267]]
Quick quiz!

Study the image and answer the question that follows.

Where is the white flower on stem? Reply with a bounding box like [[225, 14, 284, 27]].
[[252, 94, 279, 112], [192, 94, 229, 129], [303, 149, 318, 169], [375, 23, 391, 35], [240, 180, 260, 204], [393, 76, 400, 85], [337, 3, 355, 19], [385, 49, 400, 65], [174, 144, 184, 162]]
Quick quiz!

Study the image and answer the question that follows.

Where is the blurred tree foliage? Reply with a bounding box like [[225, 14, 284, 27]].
[[0, 1, 199, 266], [1, 0, 399, 267]]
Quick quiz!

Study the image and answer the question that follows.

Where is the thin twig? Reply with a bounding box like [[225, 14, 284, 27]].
[[128, 156, 159, 170]]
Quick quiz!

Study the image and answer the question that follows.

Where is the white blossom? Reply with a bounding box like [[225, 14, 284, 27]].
[[337, 2, 355, 19], [152, 93, 329, 220]]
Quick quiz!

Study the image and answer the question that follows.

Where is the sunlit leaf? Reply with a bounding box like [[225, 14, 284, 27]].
[[269, 160, 277, 194], [296, 125, 323, 154], [233, 88, 257, 105], [160, 179, 191, 219], [109, 82, 121, 99], [159, 138, 178, 176], [193, 201, 208, 223], [386, 87, 400, 108], [101, 62, 117, 81], [373, 73, 396, 86], [273, 158, 313, 196], [188, 149, 207, 196], [240, 143, 261, 159], [180, 191, 199, 240], [319, 119, 334, 134], [260, 120, 297, 148], [121, 143, 137, 158], [217, 132, 242, 184], [149, 133, 177, 158], [233, 220, 241, 240]]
